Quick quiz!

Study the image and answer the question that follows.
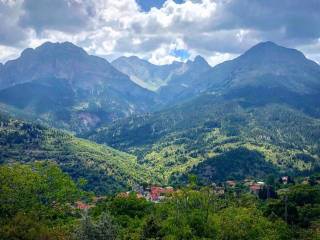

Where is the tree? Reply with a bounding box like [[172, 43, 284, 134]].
[[211, 207, 291, 240], [0, 162, 82, 220], [74, 212, 97, 240], [95, 212, 118, 240], [0, 162, 83, 239], [141, 215, 163, 240], [0, 213, 51, 240], [74, 212, 117, 240]]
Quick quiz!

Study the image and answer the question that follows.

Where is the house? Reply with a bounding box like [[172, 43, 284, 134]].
[[150, 186, 163, 201], [249, 183, 265, 195], [226, 180, 237, 187], [150, 186, 174, 202], [75, 201, 91, 210], [115, 186, 175, 202]]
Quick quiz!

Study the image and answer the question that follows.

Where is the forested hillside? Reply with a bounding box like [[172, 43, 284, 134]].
[[0, 114, 152, 194], [89, 94, 320, 184]]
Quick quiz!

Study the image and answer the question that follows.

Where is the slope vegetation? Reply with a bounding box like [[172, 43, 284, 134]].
[[0, 113, 152, 194], [89, 94, 320, 183]]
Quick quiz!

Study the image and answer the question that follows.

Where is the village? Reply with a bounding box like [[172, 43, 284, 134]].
[[120, 175, 298, 202], [75, 175, 306, 210]]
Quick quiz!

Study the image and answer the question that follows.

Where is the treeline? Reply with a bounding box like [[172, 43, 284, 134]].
[[1, 162, 319, 239]]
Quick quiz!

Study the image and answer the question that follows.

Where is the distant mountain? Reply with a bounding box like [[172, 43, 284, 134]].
[[88, 42, 320, 184], [158, 55, 211, 102], [163, 42, 320, 109], [209, 41, 320, 92], [0, 42, 156, 133], [112, 55, 211, 93], [0, 113, 152, 194], [112, 56, 184, 91], [1, 40, 320, 185], [0, 42, 129, 90]]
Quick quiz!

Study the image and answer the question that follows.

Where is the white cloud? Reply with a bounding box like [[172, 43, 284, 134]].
[[207, 52, 238, 66], [0, 0, 319, 66], [148, 39, 188, 65], [0, 45, 21, 62]]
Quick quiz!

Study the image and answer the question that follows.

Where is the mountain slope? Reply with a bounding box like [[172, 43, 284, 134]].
[[112, 56, 184, 91], [88, 94, 320, 183], [158, 42, 320, 108], [0, 42, 156, 133], [0, 113, 153, 194], [88, 42, 320, 183], [213, 41, 320, 93], [158, 56, 212, 102], [112, 55, 211, 94]]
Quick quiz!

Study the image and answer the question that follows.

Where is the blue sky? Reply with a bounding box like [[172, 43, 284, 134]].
[[0, 0, 320, 66], [170, 49, 190, 60], [136, 0, 184, 11]]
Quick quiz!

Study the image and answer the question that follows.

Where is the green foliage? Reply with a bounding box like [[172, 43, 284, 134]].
[[0, 162, 81, 220], [0, 212, 58, 240], [78, 187, 294, 239], [0, 114, 151, 194], [264, 184, 320, 227], [89, 97, 320, 184], [211, 207, 290, 240], [109, 195, 153, 219], [178, 147, 278, 185], [1, 163, 318, 239], [0, 162, 83, 240], [74, 212, 117, 240]]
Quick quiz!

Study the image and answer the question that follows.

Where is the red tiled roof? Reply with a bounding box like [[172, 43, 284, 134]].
[[76, 201, 91, 210]]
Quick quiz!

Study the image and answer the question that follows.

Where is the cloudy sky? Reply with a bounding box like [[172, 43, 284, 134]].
[[0, 0, 320, 66]]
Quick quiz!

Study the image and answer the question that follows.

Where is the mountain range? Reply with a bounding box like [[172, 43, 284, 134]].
[[0, 42, 156, 133], [0, 41, 319, 192], [112, 56, 184, 91], [112, 55, 211, 94]]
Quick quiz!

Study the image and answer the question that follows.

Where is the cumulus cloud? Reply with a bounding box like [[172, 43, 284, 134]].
[[216, 0, 320, 41], [0, 44, 21, 61], [19, 0, 96, 33], [0, 0, 319, 66], [0, 0, 28, 45]]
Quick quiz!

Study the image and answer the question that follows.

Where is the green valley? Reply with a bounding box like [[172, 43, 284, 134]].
[[0, 113, 152, 194], [88, 94, 320, 184]]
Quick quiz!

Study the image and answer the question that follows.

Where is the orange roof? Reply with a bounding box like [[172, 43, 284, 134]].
[[76, 201, 91, 210]]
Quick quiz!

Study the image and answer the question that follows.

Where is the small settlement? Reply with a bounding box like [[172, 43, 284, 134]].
[[75, 175, 298, 210], [117, 186, 175, 202]]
